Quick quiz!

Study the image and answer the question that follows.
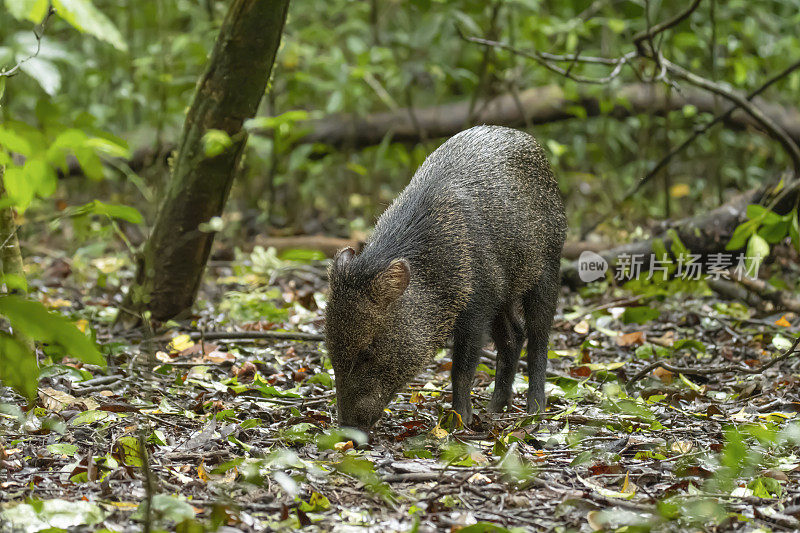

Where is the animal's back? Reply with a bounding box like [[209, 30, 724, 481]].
[[369, 125, 565, 303]]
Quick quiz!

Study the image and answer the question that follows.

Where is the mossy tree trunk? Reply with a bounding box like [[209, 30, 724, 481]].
[[121, 0, 290, 323], [0, 167, 25, 294]]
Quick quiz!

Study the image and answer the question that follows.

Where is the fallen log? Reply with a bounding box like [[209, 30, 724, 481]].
[[66, 84, 800, 177], [561, 182, 799, 287], [284, 83, 800, 149], [253, 235, 362, 257]]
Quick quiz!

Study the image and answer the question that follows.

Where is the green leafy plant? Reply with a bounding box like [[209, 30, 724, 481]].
[[727, 204, 800, 263], [0, 296, 104, 399]]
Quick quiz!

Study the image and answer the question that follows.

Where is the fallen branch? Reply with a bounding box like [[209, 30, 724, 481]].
[[728, 269, 800, 314], [626, 336, 800, 389], [631, 0, 704, 55], [254, 235, 362, 257], [248, 234, 601, 260], [189, 330, 324, 342]]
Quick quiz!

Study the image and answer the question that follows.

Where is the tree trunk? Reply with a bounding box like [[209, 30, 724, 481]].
[[0, 167, 26, 295], [120, 0, 290, 323]]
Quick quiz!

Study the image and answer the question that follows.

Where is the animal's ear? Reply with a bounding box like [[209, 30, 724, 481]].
[[333, 247, 356, 272], [372, 258, 410, 306]]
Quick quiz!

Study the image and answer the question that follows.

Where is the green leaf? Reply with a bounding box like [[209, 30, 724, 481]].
[[0, 499, 107, 531], [26, 157, 57, 198], [667, 229, 690, 258], [4, 0, 48, 21], [47, 443, 78, 456], [278, 248, 326, 262], [790, 209, 800, 252], [746, 204, 781, 224], [53, 0, 128, 51], [256, 384, 301, 398], [70, 409, 112, 425], [80, 200, 143, 224], [132, 495, 195, 523], [606, 18, 627, 34], [335, 456, 393, 500], [0, 333, 39, 400], [116, 435, 142, 466], [681, 104, 697, 118], [621, 306, 660, 325], [749, 477, 783, 499], [726, 219, 757, 250], [3, 166, 35, 211], [673, 339, 707, 353], [758, 219, 790, 244], [73, 145, 104, 180], [0, 296, 104, 366], [0, 125, 34, 155], [1, 274, 28, 293], [745, 233, 769, 275], [307, 372, 332, 388], [86, 136, 131, 159], [20, 57, 61, 95], [210, 457, 244, 474], [203, 129, 233, 158], [298, 492, 331, 513]]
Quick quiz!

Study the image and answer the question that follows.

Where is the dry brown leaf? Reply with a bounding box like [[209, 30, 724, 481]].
[[651, 330, 675, 347], [617, 331, 646, 346], [334, 440, 354, 452], [653, 366, 674, 384], [205, 350, 235, 364], [38, 388, 76, 412], [761, 469, 789, 481]]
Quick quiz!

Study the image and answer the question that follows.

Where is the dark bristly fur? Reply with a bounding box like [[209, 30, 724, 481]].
[[326, 125, 566, 431]]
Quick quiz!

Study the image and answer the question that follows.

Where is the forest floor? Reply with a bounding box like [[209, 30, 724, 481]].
[[1, 244, 800, 532]]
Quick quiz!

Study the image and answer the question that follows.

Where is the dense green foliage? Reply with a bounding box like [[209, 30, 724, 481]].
[[1, 2, 800, 531], [2, 0, 800, 235]]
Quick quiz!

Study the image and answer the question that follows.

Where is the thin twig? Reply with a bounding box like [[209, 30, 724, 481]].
[[580, 59, 800, 238], [661, 57, 800, 174], [626, 335, 800, 389], [139, 434, 155, 533], [461, 33, 637, 85], [631, 0, 704, 55], [628, 59, 800, 198], [0, 5, 56, 78]]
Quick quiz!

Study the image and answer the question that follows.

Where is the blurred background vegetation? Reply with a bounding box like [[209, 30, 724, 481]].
[[1, 0, 799, 251]]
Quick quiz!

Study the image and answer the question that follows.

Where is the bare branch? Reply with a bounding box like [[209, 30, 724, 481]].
[[627, 59, 800, 198], [462, 34, 637, 85], [466, 31, 800, 179], [632, 0, 704, 55], [0, 6, 56, 78], [661, 57, 800, 175], [626, 335, 800, 389]]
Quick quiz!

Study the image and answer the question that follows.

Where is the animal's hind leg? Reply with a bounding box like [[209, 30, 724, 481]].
[[451, 311, 490, 425], [522, 269, 559, 413], [488, 304, 526, 412]]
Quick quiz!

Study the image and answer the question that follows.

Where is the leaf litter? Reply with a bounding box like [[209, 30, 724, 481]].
[[1, 247, 799, 532]]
